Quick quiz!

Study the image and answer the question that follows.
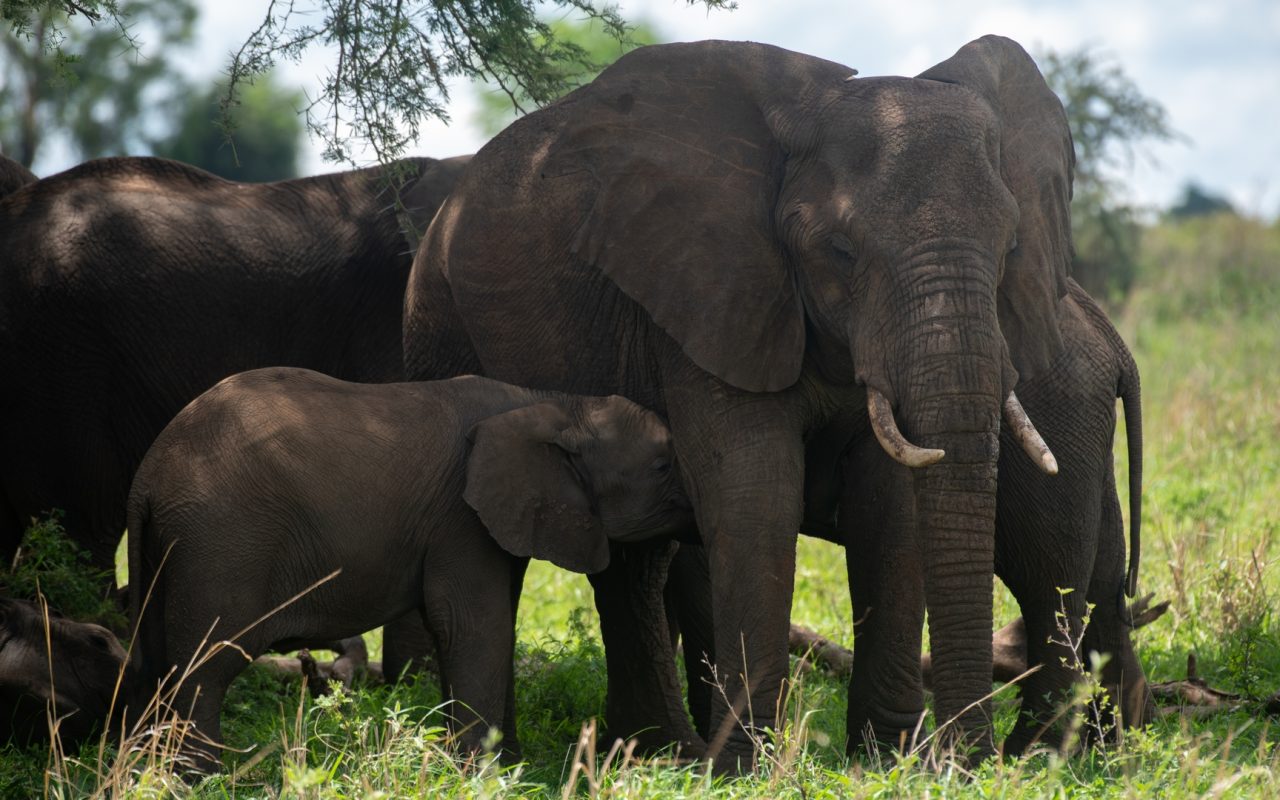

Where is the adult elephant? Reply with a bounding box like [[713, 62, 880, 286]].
[[0, 154, 35, 198], [798, 278, 1151, 754], [0, 154, 470, 570], [403, 37, 1070, 767]]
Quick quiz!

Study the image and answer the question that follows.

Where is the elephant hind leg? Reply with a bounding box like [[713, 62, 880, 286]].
[[1081, 479, 1154, 734], [1000, 576, 1112, 758], [153, 620, 260, 774]]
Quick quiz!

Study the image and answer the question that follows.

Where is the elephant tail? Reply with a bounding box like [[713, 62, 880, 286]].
[[1118, 348, 1143, 598], [124, 487, 164, 696], [125, 490, 147, 640]]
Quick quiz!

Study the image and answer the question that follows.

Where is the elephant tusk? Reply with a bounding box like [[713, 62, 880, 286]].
[[1004, 392, 1059, 475], [866, 388, 945, 469]]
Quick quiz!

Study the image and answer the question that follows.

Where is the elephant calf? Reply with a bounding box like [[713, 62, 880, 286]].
[[125, 368, 693, 773], [0, 597, 128, 746]]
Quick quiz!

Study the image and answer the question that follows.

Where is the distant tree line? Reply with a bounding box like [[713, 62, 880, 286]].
[[0, 0, 305, 180]]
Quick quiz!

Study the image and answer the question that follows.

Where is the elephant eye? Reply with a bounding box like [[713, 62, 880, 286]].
[[565, 454, 590, 489], [651, 458, 671, 474], [829, 233, 856, 259]]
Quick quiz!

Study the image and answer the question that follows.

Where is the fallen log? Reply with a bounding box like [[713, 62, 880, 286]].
[[253, 635, 383, 696], [789, 593, 1171, 689], [1150, 653, 1240, 710]]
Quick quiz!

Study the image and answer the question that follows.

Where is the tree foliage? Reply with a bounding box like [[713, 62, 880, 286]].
[[1169, 182, 1236, 220], [152, 72, 305, 182], [0, 0, 195, 168], [1038, 46, 1179, 300], [472, 15, 660, 138], [1, 0, 118, 39], [225, 0, 731, 165]]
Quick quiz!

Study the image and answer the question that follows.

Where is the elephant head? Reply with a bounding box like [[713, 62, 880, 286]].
[[464, 397, 693, 574], [0, 597, 128, 745]]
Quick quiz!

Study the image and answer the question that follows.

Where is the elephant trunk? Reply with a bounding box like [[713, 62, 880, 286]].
[[913, 424, 999, 753], [889, 254, 1003, 755]]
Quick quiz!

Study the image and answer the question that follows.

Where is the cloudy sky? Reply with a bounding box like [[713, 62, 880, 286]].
[[70, 0, 1280, 216], [617, 0, 1280, 217]]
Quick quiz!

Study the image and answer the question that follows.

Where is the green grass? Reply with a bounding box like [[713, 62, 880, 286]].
[[3, 214, 1279, 796]]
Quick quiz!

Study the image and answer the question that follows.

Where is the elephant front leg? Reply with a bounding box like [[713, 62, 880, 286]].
[[662, 363, 807, 774], [423, 543, 520, 760], [841, 443, 927, 754], [594, 539, 706, 757]]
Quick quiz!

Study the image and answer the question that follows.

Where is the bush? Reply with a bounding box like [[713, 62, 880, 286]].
[[1128, 214, 1280, 322], [0, 512, 125, 630]]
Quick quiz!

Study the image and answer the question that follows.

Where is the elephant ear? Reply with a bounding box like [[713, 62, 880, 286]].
[[918, 35, 1073, 383], [393, 155, 472, 252], [553, 43, 806, 393], [464, 402, 611, 575]]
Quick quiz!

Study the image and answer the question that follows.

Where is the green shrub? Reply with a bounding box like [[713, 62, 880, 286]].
[[0, 512, 125, 630], [1129, 214, 1280, 322]]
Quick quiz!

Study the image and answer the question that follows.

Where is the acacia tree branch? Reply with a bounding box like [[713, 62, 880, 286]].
[[62, 0, 101, 21], [220, 0, 733, 167]]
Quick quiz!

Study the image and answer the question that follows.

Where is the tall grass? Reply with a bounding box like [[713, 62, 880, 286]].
[[3, 214, 1279, 796]]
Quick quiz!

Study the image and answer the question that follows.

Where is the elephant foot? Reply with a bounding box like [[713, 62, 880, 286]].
[[846, 704, 927, 757], [707, 726, 763, 775], [1002, 726, 1049, 759]]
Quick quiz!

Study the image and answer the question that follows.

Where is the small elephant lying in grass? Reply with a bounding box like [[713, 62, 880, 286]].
[[125, 368, 693, 773], [0, 596, 127, 746]]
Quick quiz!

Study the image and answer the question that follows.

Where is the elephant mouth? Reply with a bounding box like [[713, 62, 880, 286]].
[[609, 511, 694, 543], [863, 384, 1058, 475]]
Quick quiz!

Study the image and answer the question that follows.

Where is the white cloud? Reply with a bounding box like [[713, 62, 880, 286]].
[[621, 0, 1279, 216]]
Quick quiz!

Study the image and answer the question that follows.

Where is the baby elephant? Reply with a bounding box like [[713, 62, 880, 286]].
[[0, 597, 128, 746], [126, 369, 692, 773]]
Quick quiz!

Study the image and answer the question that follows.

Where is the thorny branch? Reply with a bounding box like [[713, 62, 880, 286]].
[[220, 0, 734, 166]]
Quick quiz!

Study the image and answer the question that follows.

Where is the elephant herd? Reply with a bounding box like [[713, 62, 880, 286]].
[[0, 35, 1152, 775]]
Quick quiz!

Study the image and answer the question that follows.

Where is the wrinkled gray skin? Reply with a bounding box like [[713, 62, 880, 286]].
[[0, 154, 35, 197], [126, 368, 693, 773], [0, 597, 128, 746], [0, 154, 470, 573], [793, 279, 1153, 753], [403, 37, 1073, 766]]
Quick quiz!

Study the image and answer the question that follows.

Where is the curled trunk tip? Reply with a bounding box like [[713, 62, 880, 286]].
[[866, 387, 945, 469], [1004, 392, 1058, 475]]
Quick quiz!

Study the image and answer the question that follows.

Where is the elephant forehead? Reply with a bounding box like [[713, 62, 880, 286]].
[[586, 400, 670, 449], [842, 78, 997, 141], [0, 636, 49, 689]]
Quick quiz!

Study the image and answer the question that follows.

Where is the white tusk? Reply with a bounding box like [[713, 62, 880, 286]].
[[1004, 392, 1058, 475], [866, 388, 945, 468]]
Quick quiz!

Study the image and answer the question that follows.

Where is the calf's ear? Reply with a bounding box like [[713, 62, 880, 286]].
[[464, 402, 611, 574]]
